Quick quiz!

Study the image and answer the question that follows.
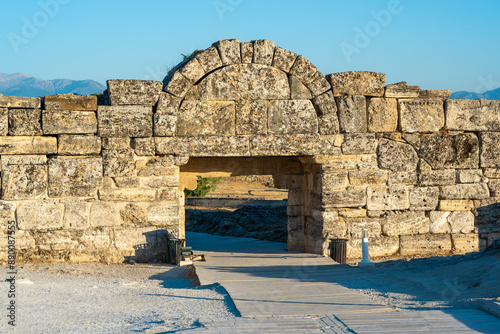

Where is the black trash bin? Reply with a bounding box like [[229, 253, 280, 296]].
[[330, 238, 348, 264], [167, 238, 185, 265]]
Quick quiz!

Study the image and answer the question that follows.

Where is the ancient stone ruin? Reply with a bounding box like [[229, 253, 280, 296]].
[[1, 39, 499, 262]]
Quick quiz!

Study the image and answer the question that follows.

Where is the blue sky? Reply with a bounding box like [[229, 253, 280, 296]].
[[0, 0, 499, 92]]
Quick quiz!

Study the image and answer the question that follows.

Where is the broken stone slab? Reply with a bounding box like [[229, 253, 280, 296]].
[[268, 100, 318, 135], [480, 132, 500, 168], [446, 99, 500, 131], [384, 81, 420, 98], [198, 64, 290, 100], [8, 108, 42, 135], [240, 42, 253, 64], [326, 71, 386, 97], [448, 211, 475, 233], [156, 136, 250, 157], [107, 80, 162, 106], [98, 105, 152, 137], [367, 98, 398, 132], [383, 211, 430, 236], [366, 186, 410, 211], [48, 156, 103, 197], [418, 89, 451, 99], [132, 138, 155, 156], [377, 138, 419, 172], [17, 201, 62, 230], [163, 71, 192, 98], [304, 71, 331, 97], [1, 155, 47, 200], [155, 92, 181, 115], [120, 203, 147, 225], [322, 190, 367, 208], [420, 133, 479, 169], [42, 109, 97, 134], [289, 55, 318, 84], [176, 101, 235, 136], [0, 136, 57, 155], [440, 183, 489, 200], [58, 135, 101, 156], [235, 100, 268, 135], [409, 186, 439, 210], [289, 76, 313, 99], [252, 39, 275, 66], [272, 46, 297, 73], [400, 234, 452, 256], [429, 211, 451, 233], [214, 39, 241, 65], [341, 133, 376, 155], [195, 46, 223, 73], [0, 94, 41, 108], [44, 94, 97, 111], [336, 95, 367, 133], [98, 188, 156, 202], [399, 98, 444, 133]]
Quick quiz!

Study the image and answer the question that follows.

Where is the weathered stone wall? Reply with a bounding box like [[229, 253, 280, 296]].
[[1, 38, 499, 262]]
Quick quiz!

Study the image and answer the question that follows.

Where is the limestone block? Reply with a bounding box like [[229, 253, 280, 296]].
[[488, 179, 500, 196], [58, 135, 100, 155], [480, 132, 500, 168], [48, 156, 103, 197], [336, 95, 367, 133], [419, 169, 455, 186], [163, 71, 191, 98], [448, 211, 475, 233], [179, 58, 206, 83], [367, 98, 398, 132], [347, 218, 381, 238], [287, 205, 303, 217], [98, 106, 153, 137], [457, 169, 482, 183], [326, 71, 385, 97], [0, 136, 56, 155], [132, 138, 155, 156], [14, 230, 36, 250], [113, 177, 140, 188], [44, 94, 97, 111], [388, 171, 417, 185], [349, 170, 388, 186], [250, 134, 338, 156], [37, 230, 78, 252], [215, 39, 241, 65], [252, 39, 274, 65], [400, 234, 452, 256], [338, 208, 367, 218], [347, 236, 399, 258], [484, 168, 500, 178], [103, 148, 135, 177], [101, 137, 130, 150], [319, 113, 341, 136], [8, 108, 42, 135], [235, 100, 268, 135], [399, 99, 444, 133], [0, 108, 7, 135], [287, 189, 303, 206], [268, 100, 318, 135], [419, 89, 451, 99], [147, 204, 181, 226], [383, 211, 430, 236], [446, 99, 500, 131], [177, 101, 235, 136], [156, 188, 180, 201], [366, 186, 409, 210], [107, 80, 162, 106], [289, 55, 317, 84], [156, 136, 250, 157], [440, 183, 489, 200], [409, 187, 439, 210], [198, 64, 290, 100], [304, 71, 331, 97], [272, 46, 297, 73], [136, 158, 179, 176], [78, 228, 112, 250], [0, 201, 16, 223], [63, 202, 89, 229], [0, 94, 41, 108], [42, 110, 97, 134], [420, 133, 479, 169], [438, 200, 474, 211], [377, 139, 418, 172], [141, 175, 179, 188], [98, 189, 156, 202], [195, 46, 223, 73], [323, 190, 366, 208], [155, 92, 182, 115], [17, 201, 62, 230], [1, 155, 47, 200], [120, 203, 147, 225], [384, 81, 420, 98], [90, 203, 120, 227], [452, 234, 479, 253], [429, 211, 451, 233], [322, 172, 348, 192], [240, 42, 253, 63], [289, 76, 312, 99], [341, 133, 376, 155], [314, 91, 340, 135], [154, 113, 177, 137]]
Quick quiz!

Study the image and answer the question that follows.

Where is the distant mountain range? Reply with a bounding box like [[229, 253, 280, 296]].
[[0, 72, 105, 97], [450, 87, 500, 100]]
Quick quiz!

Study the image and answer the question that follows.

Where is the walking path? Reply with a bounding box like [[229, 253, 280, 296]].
[[186, 232, 500, 333]]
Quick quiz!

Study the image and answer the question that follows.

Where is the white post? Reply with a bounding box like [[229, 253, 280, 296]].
[[359, 228, 374, 267]]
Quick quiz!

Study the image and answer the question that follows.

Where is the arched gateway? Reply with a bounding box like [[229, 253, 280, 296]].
[[1, 39, 499, 263]]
